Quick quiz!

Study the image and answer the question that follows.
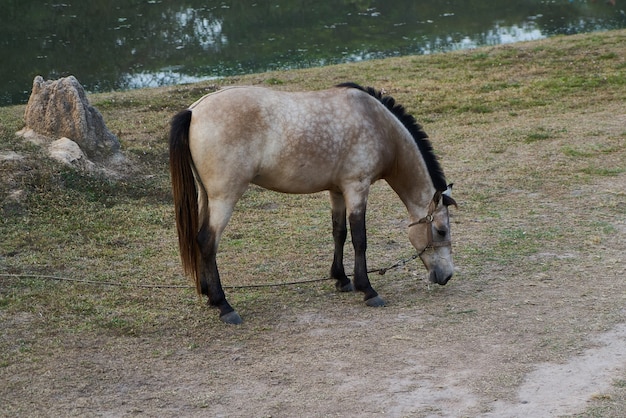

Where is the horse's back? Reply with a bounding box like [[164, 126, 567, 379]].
[[187, 86, 396, 194]]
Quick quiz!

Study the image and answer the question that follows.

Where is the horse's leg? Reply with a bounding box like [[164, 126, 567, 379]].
[[198, 197, 243, 324], [329, 191, 353, 292], [345, 188, 385, 307]]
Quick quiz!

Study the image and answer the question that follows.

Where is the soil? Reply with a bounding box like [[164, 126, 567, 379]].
[[3, 271, 626, 418]]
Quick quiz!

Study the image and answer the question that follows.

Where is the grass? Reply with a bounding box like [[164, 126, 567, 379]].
[[1, 29, 625, 416]]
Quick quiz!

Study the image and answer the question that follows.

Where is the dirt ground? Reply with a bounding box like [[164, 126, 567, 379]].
[[4, 256, 626, 418]]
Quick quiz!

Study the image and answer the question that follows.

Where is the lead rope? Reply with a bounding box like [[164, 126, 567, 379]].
[[0, 252, 420, 290], [1, 198, 451, 290]]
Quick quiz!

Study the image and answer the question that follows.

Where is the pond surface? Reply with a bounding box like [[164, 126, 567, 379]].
[[1, 0, 624, 105]]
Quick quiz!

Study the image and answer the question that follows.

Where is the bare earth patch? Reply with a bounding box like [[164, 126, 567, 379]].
[[1, 31, 625, 417], [488, 324, 626, 417]]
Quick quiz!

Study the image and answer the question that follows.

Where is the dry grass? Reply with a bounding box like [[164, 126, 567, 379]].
[[1, 30, 625, 417]]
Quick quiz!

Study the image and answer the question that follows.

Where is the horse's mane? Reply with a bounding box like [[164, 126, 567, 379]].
[[336, 82, 448, 192]]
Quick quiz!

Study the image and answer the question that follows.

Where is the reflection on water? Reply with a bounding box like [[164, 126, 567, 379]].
[[122, 70, 217, 90], [0, 0, 624, 105], [422, 23, 546, 54]]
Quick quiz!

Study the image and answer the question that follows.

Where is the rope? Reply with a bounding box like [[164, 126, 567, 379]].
[[0, 254, 418, 290]]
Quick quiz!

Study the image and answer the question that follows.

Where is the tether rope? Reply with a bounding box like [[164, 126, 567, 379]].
[[0, 254, 418, 290]]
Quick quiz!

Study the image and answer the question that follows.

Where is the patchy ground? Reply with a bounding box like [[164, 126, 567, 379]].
[[1, 31, 625, 417]]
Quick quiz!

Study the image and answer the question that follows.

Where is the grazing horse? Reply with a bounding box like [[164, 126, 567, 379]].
[[169, 83, 457, 324]]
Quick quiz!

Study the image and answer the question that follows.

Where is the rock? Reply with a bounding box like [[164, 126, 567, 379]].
[[2, 189, 27, 217], [23, 75, 120, 160], [48, 137, 95, 172], [14, 127, 48, 147], [0, 151, 24, 162]]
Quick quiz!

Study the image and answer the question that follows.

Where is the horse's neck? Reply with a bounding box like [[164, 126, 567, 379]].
[[385, 136, 436, 222]]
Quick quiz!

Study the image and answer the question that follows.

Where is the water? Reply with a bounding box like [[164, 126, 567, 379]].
[[1, 0, 624, 106]]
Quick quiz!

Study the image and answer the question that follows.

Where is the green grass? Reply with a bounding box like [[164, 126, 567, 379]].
[[580, 166, 625, 177], [525, 127, 556, 143]]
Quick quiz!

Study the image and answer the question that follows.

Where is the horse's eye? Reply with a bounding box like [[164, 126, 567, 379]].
[[436, 227, 448, 237]]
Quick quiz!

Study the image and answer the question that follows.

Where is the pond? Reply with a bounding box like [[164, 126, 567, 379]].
[[1, 0, 624, 106]]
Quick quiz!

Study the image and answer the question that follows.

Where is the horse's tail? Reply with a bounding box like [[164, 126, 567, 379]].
[[169, 109, 202, 294]]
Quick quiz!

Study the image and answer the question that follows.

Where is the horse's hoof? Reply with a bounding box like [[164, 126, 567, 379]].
[[336, 281, 354, 292], [220, 311, 243, 325], [365, 295, 385, 307]]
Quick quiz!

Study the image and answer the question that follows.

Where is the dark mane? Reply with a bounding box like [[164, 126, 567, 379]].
[[336, 82, 448, 192]]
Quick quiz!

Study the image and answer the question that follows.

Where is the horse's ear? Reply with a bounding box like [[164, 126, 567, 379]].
[[442, 184, 457, 208], [442, 194, 457, 208], [433, 190, 442, 206]]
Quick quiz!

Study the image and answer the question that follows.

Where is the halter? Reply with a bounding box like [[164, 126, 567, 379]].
[[408, 192, 452, 254]]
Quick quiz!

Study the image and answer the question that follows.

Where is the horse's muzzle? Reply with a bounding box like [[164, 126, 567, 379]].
[[429, 268, 453, 285]]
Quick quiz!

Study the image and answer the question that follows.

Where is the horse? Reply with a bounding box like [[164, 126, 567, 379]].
[[169, 82, 457, 324]]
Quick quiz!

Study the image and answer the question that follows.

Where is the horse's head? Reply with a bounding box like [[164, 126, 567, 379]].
[[408, 185, 457, 285]]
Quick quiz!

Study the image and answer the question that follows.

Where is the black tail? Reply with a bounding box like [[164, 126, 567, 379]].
[[169, 109, 202, 294]]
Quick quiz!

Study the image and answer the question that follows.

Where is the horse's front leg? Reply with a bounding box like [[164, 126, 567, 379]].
[[197, 223, 242, 324], [329, 191, 353, 292], [348, 210, 385, 307]]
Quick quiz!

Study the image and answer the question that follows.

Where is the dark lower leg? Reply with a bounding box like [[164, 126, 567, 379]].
[[348, 212, 379, 302], [331, 207, 352, 291], [197, 225, 239, 321]]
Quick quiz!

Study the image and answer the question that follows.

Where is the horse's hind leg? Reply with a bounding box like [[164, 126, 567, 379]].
[[198, 197, 243, 324], [329, 191, 353, 292], [197, 224, 241, 324]]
